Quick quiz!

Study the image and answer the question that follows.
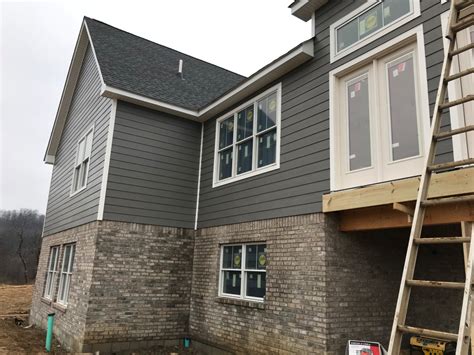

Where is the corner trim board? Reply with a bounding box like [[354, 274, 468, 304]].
[[97, 99, 117, 220], [194, 122, 204, 230]]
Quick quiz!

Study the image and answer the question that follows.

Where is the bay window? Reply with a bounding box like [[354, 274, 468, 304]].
[[213, 84, 281, 187]]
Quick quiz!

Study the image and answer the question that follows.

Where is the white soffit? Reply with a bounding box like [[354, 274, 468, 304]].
[[290, 0, 328, 21]]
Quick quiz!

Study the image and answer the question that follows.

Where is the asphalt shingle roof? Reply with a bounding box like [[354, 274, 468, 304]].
[[85, 17, 246, 110]]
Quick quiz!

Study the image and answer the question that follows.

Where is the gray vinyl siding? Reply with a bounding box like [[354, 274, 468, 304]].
[[197, 0, 452, 228], [43, 45, 112, 236], [102, 101, 201, 229]]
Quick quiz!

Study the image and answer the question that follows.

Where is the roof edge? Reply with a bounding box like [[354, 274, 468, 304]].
[[44, 18, 105, 164], [290, 0, 328, 21], [100, 38, 315, 122]]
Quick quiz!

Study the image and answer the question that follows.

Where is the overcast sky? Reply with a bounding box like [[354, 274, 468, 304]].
[[0, 0, 310, 214]]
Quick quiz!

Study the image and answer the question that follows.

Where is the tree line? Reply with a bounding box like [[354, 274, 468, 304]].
[[0, 209, 44, 284]]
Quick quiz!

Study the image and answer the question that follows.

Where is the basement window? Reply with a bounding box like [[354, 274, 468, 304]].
[[213, 84, 281, 187], [43, 246, 60, 300], [71, 127, 94, 195], [330, 0, 420, 62], [219, 243, 267, 301], [57, 243, 76, 306]]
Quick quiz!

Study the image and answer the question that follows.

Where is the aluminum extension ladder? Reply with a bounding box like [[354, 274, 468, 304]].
[[388, 0, 474, 354]]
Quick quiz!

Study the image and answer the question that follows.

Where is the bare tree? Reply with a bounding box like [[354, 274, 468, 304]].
[[0, 209, 44, 284]]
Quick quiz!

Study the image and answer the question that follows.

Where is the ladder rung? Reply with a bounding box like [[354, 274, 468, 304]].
[[451, 14, 474, 33], [445, 68, 474, 82], [406, 279, 465, 289], [439, 95, 474, 109], [414, 237, 471, 244], [422, 194, 474, 207], [435, 125, 474, 140], [428, 158, 474, 172], [397, 325, 458, 342], [455, 0, 474, 11], [449, 43, 474, 58]]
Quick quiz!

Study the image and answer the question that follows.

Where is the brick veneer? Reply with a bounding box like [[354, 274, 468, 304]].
[[31, 216, 464, 353]]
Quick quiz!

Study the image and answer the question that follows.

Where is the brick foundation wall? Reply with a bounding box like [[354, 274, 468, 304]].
[[30, 222, 99, 351], [82, 221, 195, 352], [191, 214, 464, 354]]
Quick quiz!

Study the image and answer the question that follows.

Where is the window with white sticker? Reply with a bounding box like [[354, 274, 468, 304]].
[[330, 0, 420, 62], [213, 84, 281, 187], [331, 33, 430, 190], [71, 128, 93, 194], [219, 243, 267, 301], [43, 246, 60, 300], [57, 243, 76, 305]]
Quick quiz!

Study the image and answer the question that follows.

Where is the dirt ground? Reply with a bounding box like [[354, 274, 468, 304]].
[[0, 284, 64, 354]]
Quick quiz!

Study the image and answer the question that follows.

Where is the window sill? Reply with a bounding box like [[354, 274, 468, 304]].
[[52, 302, 67, 313], [216, 297, 265, 310], [70, 185, 87, 197], [213, 163, 279, 188], [40, 297, 52, 306]]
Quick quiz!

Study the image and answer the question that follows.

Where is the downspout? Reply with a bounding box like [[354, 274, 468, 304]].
[[194, 122, 204, 230]]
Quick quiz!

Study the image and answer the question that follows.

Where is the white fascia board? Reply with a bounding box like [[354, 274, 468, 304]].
[[100, 85, 200, 120], [291, 0, 328, 21], [99, 40, 314, 123], [198, 39, 314, 121], [44, 20, 96, 164]]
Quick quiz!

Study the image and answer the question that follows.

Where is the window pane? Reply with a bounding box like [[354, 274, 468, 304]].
[[63, 246, 71, 272], [383, 0, 411, 26], [59, 274, 67, 301], [223, 246, 232, 268], [257, 244, 267, 270], [257, 93, 277, 132], [257, 129, 277, 168], [245, 245, 257, 269], [347, 75, 371, 171], [237, 106, 254, 141], [337, 19, 359, 52], [219, 117, 234, 149], [73, 166, 81, 192], [219, 148, 233, 180], [359, 4, 383, 39], [246, 272, 266, 298], [85, 131, 93, 158], [223, 271, 241, 295], [237, 140, 253, 175], [80, 159, 89, 187], [232, 246, 242, 269], [69, 245, 76, 272], [77, 139, 85, 164], [387, 56, 419, 161]]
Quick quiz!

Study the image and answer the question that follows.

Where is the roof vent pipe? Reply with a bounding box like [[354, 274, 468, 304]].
[[178, 59, 184, 79]]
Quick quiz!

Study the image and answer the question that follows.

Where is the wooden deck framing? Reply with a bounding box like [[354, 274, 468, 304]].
[[323, 167, 474, 231]]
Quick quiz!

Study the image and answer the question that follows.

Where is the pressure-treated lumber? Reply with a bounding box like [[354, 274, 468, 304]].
[[428, 158, 474, 172], [435, 124, 474, 140], [397, 325, 458, 342], [322, 167, 474, 213]]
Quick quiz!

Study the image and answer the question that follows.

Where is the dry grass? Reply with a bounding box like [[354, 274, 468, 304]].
[[0, 284, 32, 315]]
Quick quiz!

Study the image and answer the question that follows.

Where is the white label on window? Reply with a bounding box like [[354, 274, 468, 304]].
[[266, 136, 271, 149], [232, 274, 237, 287], [384, 6, 391, 18], [349, 154, 356, 159], [257, 274, 262, 288], [392, 69, 399, 77], [350, 91, 355, 99], [244, 145, 248, 157], [392, 142, 400, 148]]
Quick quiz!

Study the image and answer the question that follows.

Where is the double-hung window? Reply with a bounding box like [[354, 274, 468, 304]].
[[57, 244, 76, 306], [213, 84, 281, 187], [330, 0, 420, 62], [71, 128, 93, 194], [43, 246, 60, 300], [219, 243, 267, 301]]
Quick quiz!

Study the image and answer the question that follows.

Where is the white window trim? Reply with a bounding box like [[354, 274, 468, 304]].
[[57, 243, 76, 306], [43, 246, 60, 300], [330, 0, 421, 63], [218, 243, 266, 303], [70, 126, 94, 197], [212, 83, 281, 188], [329, 25, 430, 191]]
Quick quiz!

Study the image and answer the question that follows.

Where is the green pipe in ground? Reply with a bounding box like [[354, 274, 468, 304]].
[[45, 312, 55, 352]]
